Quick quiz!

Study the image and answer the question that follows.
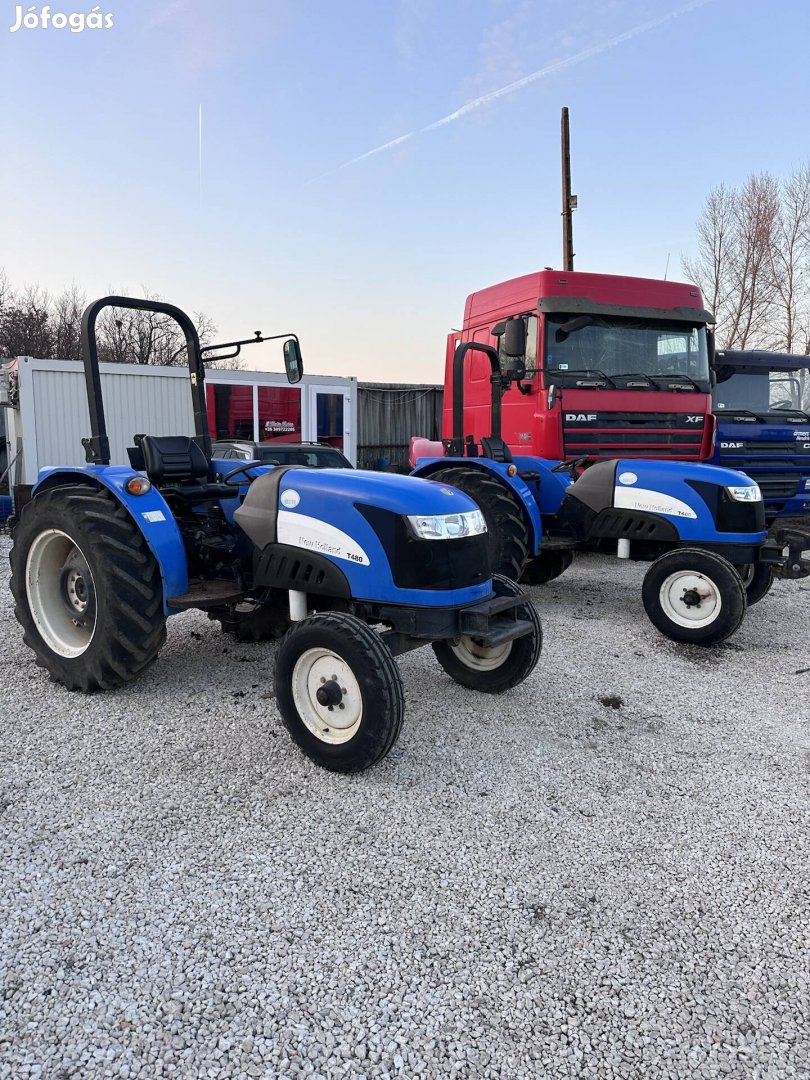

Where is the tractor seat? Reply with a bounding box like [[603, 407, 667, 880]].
[[480, 436, 513, 463], [130, 435, 234, 502]]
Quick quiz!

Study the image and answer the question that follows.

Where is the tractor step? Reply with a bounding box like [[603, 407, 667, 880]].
[[473, 615, 535, 646], [459, 594, 535, 644], [168, 579, 246, 610]]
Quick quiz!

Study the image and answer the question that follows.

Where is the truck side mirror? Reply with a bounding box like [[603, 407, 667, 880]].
[[502, 318, 526, 359], [283, 338, 304, 383]]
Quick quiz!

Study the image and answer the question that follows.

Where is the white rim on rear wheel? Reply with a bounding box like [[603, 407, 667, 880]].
[[659, 569, 722, 629], [291, 648, 363, 744], [451, 637, 513, 671], [25, 529, 97, 658]]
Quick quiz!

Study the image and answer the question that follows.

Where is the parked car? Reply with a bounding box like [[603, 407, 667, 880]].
[[212, 440, 353, 469]]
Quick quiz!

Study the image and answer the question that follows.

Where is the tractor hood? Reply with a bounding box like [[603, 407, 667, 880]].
[[563, 458, 766, 544], [279, 466, 482, 517], [234, 465, 492, 608]]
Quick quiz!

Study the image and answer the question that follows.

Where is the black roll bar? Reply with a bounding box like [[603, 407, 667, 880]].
[[448, 341, 504, 456], [80, 296, 209, 466]]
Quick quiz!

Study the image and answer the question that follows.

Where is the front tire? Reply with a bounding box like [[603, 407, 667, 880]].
[[428, 467, 529, 580], [274, 613, 404, 772], [738, 562, 775, 606], [432, 574, 542, 692], [9, 485, 167, 690], [642, 548, 747, 646]]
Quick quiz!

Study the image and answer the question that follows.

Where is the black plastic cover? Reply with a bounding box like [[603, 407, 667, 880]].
[[357, 504, 491, 591]]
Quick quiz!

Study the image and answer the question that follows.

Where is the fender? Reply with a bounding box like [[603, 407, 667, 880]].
[[412, 455, 546, 556], [33, 466, 189, 612]]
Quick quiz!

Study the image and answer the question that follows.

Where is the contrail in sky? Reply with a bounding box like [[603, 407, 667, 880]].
[[198, 104, 203, 210], [310, 0, 713, 182]]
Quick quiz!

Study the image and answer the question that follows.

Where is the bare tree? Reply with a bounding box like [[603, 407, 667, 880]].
[[767, 164, 810, 354], [683, 184, 736, 330], [0, 273, 226, 366], [685, 169, 810, 353], [51, 284, 87, 360], [0, 282, 54, 359]]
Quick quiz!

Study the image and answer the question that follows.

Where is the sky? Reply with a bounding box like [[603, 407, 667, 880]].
[[1, 0, 809, 382]]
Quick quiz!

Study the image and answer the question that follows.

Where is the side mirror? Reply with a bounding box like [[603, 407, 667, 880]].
[[502, 318, 526, 359], [283, 338, 304, 383]]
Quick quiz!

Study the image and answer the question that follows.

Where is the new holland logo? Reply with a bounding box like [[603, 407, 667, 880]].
[[565, 413, 597, 422]]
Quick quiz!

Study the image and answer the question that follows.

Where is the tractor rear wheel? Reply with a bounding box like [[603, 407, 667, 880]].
[[274, 612, 404, 772], [737, 562, 775, 606], [432, 574, 542, 693], [9, 485, 167, 691], [521, 549, 574, 585], [642, 548, 746, 646], [429, 467, 529, 580]]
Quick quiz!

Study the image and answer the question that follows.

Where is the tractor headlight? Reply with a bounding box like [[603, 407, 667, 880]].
[[726, 484, 762, 502], [406, 509, 487, 540]]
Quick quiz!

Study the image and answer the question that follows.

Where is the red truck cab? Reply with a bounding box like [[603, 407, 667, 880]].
[[443, 269, 715, 462]]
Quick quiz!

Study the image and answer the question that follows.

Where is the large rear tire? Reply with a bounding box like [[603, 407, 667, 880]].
[[274, 613, 404, 772], [521, 549, 574, 585], [429, 467, 529, 580], [432, 574, 542, 693], [642, 548, 746, 646], [9, 485, 167, 691]]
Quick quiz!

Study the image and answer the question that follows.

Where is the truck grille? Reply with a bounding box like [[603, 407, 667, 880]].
[[718, 440, 810, 458], [563, 412, 705, 460], [750, 473, 800, 500]]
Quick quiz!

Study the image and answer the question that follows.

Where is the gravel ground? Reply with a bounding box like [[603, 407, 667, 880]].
[[1, 531, 809, 1080]]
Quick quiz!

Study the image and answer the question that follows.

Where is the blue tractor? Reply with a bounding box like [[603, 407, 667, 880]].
[[712, 349, 810, 524], [8, 297, 542, 773], [411, 320, 810, 646]]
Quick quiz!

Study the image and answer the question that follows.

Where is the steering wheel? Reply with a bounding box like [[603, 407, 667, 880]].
[[551, 455, 589, 476], [771, 400, 795, 410], [222, 460, 264, 487]]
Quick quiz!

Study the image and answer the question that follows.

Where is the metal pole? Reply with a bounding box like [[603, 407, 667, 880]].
[[561, 107, 576, 271]]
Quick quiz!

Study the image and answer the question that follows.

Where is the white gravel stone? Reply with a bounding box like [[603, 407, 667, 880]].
[[1, 534, 809, 1078]]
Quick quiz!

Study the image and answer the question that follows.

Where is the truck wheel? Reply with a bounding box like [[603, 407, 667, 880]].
[[208, 597, 290, 642], [521, 549, 573, 585], [9, 485, 167, 691], [429, 467, 529, 580], [274, 612, 404, 772], [737, 563, 775, 606], [642, 548, 746, 646], [432, 574, 542, 693]]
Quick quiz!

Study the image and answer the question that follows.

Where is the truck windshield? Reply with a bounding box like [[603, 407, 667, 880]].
[[544, 314, 710, 390], [713, 369, 809, 415]]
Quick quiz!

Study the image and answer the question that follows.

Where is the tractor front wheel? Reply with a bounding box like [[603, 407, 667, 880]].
[[9, 485, 167, 690], [274, 612, 404, 772], [642, 548, 747, 646], [428, 467, 529, 580], [432, 574, 542, 692]]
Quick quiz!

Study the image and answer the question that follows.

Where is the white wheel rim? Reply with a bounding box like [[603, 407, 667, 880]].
[[739, 564, 754, 586], [291, 648, 363, 745], [451, 637, 513, 671], [25, 529, 97, 658], [659, 569, 722, 629]]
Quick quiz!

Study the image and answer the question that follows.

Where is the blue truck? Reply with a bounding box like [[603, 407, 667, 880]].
[[712, 350, 810, 523]]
